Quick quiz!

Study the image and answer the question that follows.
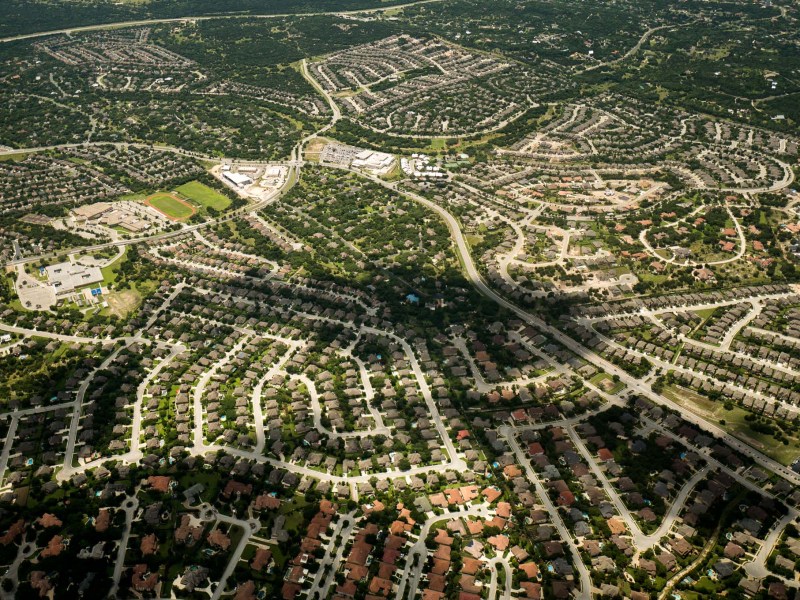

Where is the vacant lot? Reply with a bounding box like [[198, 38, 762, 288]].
[[175, 181, 231, 212], [590, 372, 625, 394], [146, 193, 196, 221], [105, 289, 141, 319]]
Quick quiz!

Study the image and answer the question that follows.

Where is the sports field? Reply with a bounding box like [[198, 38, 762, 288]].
[[146, 193, 196, 221], [175, 181, 231, 211]]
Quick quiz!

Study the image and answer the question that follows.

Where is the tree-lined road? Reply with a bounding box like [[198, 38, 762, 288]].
[[0, 0, 447, 44], [353, 171, 800, 488]]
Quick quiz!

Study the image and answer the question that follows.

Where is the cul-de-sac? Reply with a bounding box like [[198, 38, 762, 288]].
[[0, 0, 799, 598]]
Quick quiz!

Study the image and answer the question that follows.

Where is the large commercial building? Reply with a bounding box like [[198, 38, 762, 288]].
[[72, 202, 114, 221], [351, 150, 396, 175], [45, 262, 104, 295], [222, 171, 253, 188]]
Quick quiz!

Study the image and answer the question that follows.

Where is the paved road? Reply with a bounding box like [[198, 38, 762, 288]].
[[744, 511, 798, 581], [163, 308, 466, 486], [645, 466, 711, 547], [0, 141, 222, 162], [0, 0, 447, 44], [346, 348, 389, 432], [128, 343, 184, 463], [108, 494, 139, 598], [2, 59, 797, 594], [500, 426, 592, 599], [579, 290, 797, 324], [1, 531, 35, 598], [192, 336, 252, 450], [300, 59, 341, 128], [0, 403, 102, 489], [209, 512, 260, 600], [719, 299, 762, 351], [584, 324, 800, 419], [638, 202, 747, 266], [749, 326, 800, 348], [719, 158, 796, 193], [295, 372, 390, 440], [396, 505, 494, 600], [3, 167, 293, 268], [452, 336, 552, 394], [184, 300, 461, 472], [307, 511, 357, 598], [362, 325, 466, 471], [193, 229, 278, 271], [487, 555, 513, 600], [251, 341, 303, 454], [568, 419, 712, 552], [55, 283, 187, 481], [0, 417, 20, 490], [0, 322, 118, 344], [581, 22, 695, 73], [327, 168, 800, 596], [380, 177, 800, 486], [60, 343, 128, 477]]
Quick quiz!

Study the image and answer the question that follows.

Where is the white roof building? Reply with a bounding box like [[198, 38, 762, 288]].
[[351, 150, 395, 175], [223, 171, 253, 188], [46, 262, 103, 295]]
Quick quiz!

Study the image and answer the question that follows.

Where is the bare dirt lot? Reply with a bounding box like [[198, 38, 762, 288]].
[[105, 289, 141, 318]]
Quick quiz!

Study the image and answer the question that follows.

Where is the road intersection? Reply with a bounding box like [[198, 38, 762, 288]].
[[0, 27, 798, 598]]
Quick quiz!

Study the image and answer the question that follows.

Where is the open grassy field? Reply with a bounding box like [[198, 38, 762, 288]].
[[100, 247, 126, 286], [693, 307, 717, 320], [99, 248, 153, 318], [0, 152, 30, 162], [590, 372, 625, 394], [146, 192, 196, 221], [175, 180, 231, 212], [663, 384, 800, 466]]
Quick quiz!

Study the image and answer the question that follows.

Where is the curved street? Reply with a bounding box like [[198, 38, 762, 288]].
[[376, 175, 800, 487], [0, 0, 448, 44]]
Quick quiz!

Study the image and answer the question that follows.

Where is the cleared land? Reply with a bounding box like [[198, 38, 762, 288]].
[[590, 372, 625, 394], [145, 192, 196, 221], [304, 137, 329, 161], [175, 181, 231, 212], [104, 289, 141, 318]]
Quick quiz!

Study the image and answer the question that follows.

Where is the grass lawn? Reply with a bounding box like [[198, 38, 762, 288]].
[[693, 576, 720, 594], [465, 234, 484, 247], [175, 180, 231, 212], [278, 494, 311, 535], [100, 247, 127, 286], [663, 384, 800, 465], [97, 248, 144, 318], [178, 470, 222, 503], [119, 192, 147, 202], [694, 307, 717, 320], [381, 160, 404, 181], [590, 372, 625, 394], [270, 543, 288, 570], [146, 193, 196, 220], [0, 152, 30, 162], [611, 266, 632, 277], [640, 272, 668, 285]]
